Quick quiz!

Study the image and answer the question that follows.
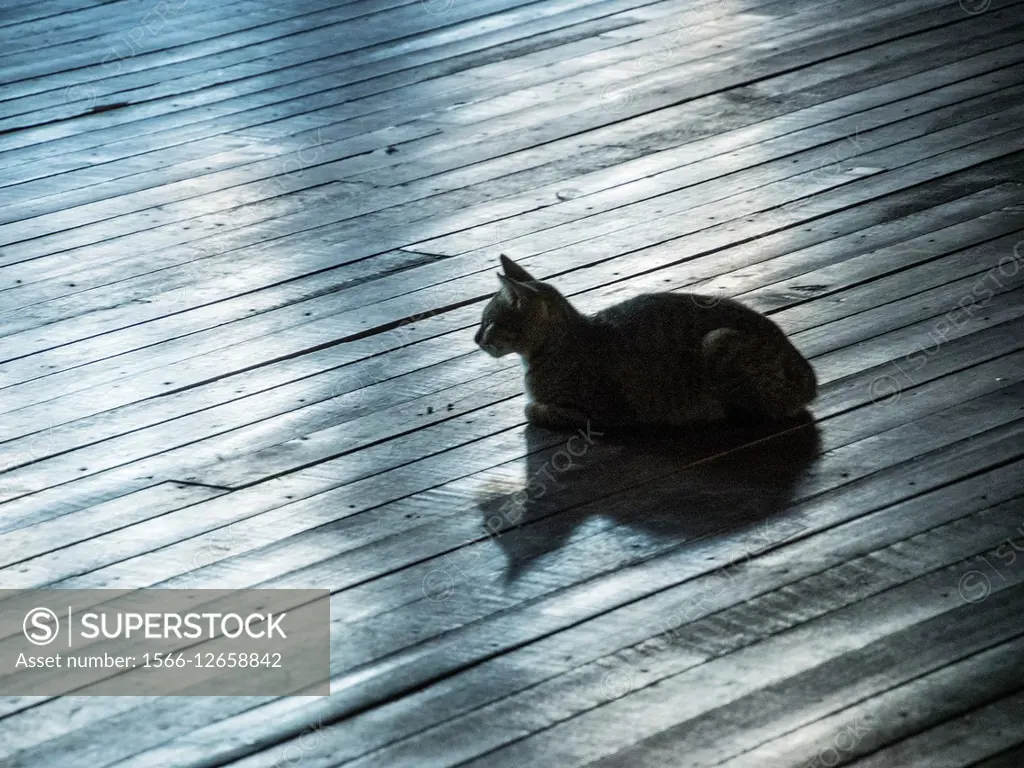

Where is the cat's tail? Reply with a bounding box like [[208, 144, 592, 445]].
[[787, 344, 818, 408], [703, 328, 817, 420]]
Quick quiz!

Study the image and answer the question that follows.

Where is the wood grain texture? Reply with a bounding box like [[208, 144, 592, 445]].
[[0, 0, 1022, 766]]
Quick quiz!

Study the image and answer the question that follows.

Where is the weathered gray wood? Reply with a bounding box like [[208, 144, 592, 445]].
[[3, 127, 1019, 415], [967, 744, 1024, 768], [117, 461, 1024, 768], [844, 690, 1024, 768], [717, 640, 1024, 767], [10, 385, 1020, 753], [367, 573, 1024, 768], [6, 410, 1022, 765], [2, 1, 1023, 766], [5, 80, 1022, 345], [0, 0, 805, 168]]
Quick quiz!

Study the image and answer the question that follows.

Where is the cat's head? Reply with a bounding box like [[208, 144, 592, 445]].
[[475, 255, 572, 358]]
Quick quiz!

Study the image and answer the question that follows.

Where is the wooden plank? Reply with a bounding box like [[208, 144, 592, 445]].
[[0, 0, 679, 157], [279, 391, 1024, 633], [0, 0, 531, 104], [0, 177, 1014, 466], [2, 244, 1021, 537], [59, 386, 1024, 632], [844, 691, 1024, 767], [3, 329, 1016, 591], [717, 643, 1024, 767], [8, 31, 1015, 260], [61, 230, 1024, 492], [0, 0, 409, 68], [9, 0, 1015, 244], [361, 577, 1024, 768], [9, 68, 1024, 315], [0, 0, 796, 149], [0, 0, 193, 33], [2, 2, 1023, 766], [2, 41, 1015, 319], [107, 460, 1024, 768], [0, 0, 939, 162], [0, 0, 295, 64], [3, 123, 1018, 405], [343, 13, 1024, 189], [8, 264, 1024, 745], [0, 1, 342, 86], [1, 208, 1020, 536], [0, 481, 228, 569], [967, 744, 1024, 768], [7, 110, 1015, 365], [0, 0, 878, 237], [5, 397, 1022, 763], [26, 435, 1023, 767], [0, 0, 969, 255], [434, 543, 1024, 768]]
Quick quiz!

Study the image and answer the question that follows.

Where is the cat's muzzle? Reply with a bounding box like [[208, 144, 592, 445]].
[[475, 325, 507, 357], [479, 342, 506, 358]]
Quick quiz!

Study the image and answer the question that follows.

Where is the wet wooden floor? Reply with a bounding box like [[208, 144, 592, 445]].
[[1, 0, 1022, 765]]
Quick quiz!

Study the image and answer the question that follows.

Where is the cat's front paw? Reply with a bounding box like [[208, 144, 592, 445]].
[[525, 402, 590, 431]]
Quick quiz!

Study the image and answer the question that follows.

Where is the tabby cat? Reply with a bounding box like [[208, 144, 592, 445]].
[[474, 255, 817, 430]]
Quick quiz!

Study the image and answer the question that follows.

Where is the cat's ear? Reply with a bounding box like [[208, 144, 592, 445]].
[[500, 254, 536, 283], [498, 273, 540, 308]]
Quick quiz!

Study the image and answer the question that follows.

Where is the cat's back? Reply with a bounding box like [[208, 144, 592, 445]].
[[590, 291, 784, 342]]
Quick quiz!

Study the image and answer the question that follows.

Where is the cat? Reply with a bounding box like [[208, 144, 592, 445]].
[[474, 254, 817, 431]]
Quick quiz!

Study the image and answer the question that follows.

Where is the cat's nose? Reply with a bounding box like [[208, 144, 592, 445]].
[[474, 327, 483, 345]]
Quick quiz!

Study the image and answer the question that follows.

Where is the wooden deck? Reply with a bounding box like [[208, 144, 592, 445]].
[[1, 0, 1023, 764]]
